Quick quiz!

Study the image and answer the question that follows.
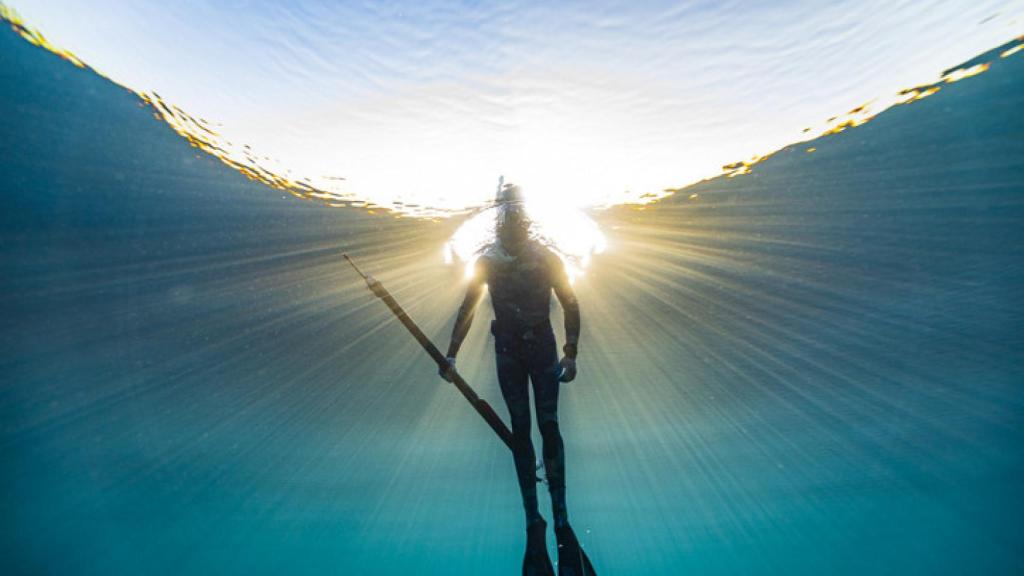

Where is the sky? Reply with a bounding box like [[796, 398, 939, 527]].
[[7, 0, 1024, 212]]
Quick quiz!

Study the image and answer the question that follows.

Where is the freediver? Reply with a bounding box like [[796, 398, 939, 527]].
[[440, 181, 594, 576]]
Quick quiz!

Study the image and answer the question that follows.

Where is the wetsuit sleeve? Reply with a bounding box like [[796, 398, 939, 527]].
[[550, 254, 580, 359], [446, 259, 487, 358]]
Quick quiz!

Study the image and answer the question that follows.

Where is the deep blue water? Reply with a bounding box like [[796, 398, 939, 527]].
[[2, 23, 1023, 575]]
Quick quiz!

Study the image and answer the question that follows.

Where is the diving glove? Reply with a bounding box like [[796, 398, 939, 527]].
[[439, 356, 457, 382], [557, 356, 577, 382]]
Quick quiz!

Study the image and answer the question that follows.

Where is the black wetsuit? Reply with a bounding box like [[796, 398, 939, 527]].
[[447, 240, 580, 527]]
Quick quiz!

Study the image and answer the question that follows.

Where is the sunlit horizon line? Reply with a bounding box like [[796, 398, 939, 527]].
[[2, 5, 1021, 219]]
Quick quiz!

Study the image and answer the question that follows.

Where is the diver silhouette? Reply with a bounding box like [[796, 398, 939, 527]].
[[441, 181, 594, 576]]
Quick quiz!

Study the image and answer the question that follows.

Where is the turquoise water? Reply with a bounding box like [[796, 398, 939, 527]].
[[3, 18, 1024, 576]]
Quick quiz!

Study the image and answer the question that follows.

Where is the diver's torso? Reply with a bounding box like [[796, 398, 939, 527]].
[[481, 241, 555, 332]]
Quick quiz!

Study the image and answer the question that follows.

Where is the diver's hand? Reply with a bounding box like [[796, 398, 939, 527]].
[[557, 356, 577, 382], [439, 357, 457, 382]]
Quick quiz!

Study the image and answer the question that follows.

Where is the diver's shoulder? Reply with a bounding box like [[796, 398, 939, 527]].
[[530, 241, 561, 265], [479, 242, 503, 262]]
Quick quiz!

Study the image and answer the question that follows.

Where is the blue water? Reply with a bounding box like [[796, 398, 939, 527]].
[[2, 20, 1023, 576]]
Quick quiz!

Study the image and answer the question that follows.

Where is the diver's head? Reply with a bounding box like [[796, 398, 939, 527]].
[[495, 182, 531, 254]]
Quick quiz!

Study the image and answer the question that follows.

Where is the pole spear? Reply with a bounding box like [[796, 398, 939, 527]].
[[343, 253, 514, 450]]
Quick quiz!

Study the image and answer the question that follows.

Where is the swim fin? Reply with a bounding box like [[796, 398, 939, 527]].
[[555, 524, 597, 576], [523, 518, 555, 576]]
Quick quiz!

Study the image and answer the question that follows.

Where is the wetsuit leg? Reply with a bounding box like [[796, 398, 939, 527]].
[[496, 350, 541, 525], [529, 333, 567, 529]]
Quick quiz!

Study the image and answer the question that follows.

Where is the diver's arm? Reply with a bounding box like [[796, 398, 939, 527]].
[[445, 265, 486, 359], [552, 260, 580, 360]]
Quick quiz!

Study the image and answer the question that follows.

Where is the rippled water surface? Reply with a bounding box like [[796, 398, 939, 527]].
[[5, 1, 1023, 212], [2, 3, 1023, 575]]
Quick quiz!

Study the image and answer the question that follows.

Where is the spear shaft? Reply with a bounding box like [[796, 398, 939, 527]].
[[343, 253, 514, 450]]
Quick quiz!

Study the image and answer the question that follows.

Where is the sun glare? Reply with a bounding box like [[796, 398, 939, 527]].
[[443, 189, 607, 284]]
